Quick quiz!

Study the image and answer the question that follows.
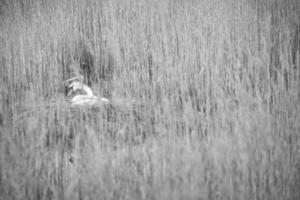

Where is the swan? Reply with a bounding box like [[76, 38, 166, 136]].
[[67, 81, 110, 107]]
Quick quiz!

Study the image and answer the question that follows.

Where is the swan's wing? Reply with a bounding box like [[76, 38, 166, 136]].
[[71, 95, 99, 106]]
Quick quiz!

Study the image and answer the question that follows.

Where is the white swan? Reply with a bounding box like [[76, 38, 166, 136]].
[[67, 81, 110, 107]]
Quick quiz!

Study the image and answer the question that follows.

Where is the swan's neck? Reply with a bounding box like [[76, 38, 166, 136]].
[[82, 85, 94, 97]]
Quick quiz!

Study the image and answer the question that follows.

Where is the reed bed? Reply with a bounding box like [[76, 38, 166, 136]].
[[0, 0, 300, 199]]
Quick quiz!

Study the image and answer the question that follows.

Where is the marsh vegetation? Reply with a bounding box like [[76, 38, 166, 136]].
[[0, 0, 300, 199]]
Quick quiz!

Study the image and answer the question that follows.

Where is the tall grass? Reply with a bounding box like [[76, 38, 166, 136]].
[[0, 0, 300, 199]]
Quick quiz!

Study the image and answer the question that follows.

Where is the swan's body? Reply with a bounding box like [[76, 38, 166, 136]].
[[71, 95, 99, 106], [67, 81, 109, 107]]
